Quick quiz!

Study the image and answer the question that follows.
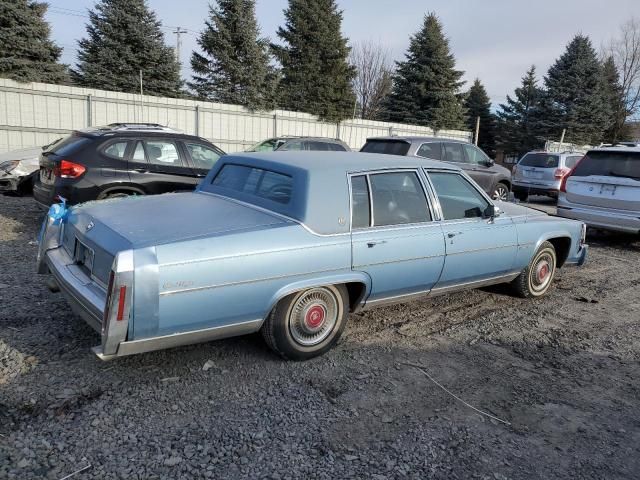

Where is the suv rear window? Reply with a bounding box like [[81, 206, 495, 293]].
[[44, 135, 92, 156], [572, 151, 640, 179], [519, 153, 559, 168], [212, 164, 293, 204], [361, 140, 410, 156]]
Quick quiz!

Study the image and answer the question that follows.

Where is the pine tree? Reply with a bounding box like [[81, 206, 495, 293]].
[[536, 35, 611, 145], [601, 56, 631, 143], [72, 0, 182, 97], [189, 0, 275, 110], [273, 0, 356, 121], [383, 13, 465, 130], [464, 79, 496, 156], [495, 66, 544, 156], [0, 0, 68, 83]]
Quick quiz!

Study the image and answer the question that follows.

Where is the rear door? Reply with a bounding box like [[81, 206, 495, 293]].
[[350, 171, 445, 303], [129, 138, 199, 194], [565, 150, 640, 210]]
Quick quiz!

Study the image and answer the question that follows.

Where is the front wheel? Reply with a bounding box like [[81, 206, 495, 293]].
[[492, 182, 510, 201], [261, 284, 349, 360], [512, 241, 557, 298]]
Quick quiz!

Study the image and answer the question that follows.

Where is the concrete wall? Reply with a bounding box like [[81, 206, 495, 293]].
[[0, 78, 471, 154]]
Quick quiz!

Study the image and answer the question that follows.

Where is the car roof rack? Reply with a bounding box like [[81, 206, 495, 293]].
[[104, 123, 182, 133]]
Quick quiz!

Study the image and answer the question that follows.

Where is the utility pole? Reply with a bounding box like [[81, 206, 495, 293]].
[[173, 27, 187, 65], [139, 69, 144, 123], [474, 116, 480, 146]]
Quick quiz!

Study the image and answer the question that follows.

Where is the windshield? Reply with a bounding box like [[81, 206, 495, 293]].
[[247, 139, 286, 152], [361, 140, 410, 156], [519, 153, 559, 168], [572, 150, 640, 180]]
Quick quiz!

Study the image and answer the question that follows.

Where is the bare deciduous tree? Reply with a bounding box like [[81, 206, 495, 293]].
[[605, 17, 640, 121], [349, 41, 393, 120]]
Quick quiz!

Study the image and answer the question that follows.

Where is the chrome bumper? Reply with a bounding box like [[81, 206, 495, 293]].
[[46, 247, 106, 333]]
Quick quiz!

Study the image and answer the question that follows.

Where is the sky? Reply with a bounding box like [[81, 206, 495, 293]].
[[46, 0, 639, 106]]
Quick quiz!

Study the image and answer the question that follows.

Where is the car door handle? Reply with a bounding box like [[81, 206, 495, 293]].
[[133, 168, 149, 173], [367, 240, 387, 248], [447, 232, 463, 238]]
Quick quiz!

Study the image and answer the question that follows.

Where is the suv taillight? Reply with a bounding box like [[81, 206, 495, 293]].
[[554, 167, 570, 179], [54, 160, 86, 178], [560, 156, 584, 193]]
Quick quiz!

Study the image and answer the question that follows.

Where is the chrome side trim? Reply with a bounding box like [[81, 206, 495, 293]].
[[444, 244, 517, 256], [159, 266, 346, 296], [353, 253, 443, 268], [92, 319, 263, 360], [429, 271, 521, 296], [361, 289, 431, 310]]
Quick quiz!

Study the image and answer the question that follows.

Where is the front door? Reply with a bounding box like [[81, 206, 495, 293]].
[[461, 143, 494, 192], [426, 170, 518, 290], [350, 171, 446, 305]]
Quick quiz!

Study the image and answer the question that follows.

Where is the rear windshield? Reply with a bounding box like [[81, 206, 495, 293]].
[[361, 140, 410, 156], [572, 151, 640, 180], [519, 153, 559, 168], [44, 135, 92, 156], [212, 164, 293, 204]]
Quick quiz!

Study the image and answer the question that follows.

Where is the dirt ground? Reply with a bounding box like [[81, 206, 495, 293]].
[[1, 194, 639, 480]]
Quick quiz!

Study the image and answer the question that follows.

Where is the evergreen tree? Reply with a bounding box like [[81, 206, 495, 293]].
[[536, 35, 611, 145], [72, 0, 182, 97], [273, 0, 356, 121], [383, 13, 465, 130], [189, 0, 276, 110], [495, 66, 544, 156], [0, 0, 68, 83], [464, 79, 496, 156], [601, 56, 631, 143]]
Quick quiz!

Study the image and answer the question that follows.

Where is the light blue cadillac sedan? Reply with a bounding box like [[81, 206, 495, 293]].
[[37, 152, 588, 360]]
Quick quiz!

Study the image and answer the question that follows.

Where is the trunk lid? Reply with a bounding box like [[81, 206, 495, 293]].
[[564, 150, 640, 210]]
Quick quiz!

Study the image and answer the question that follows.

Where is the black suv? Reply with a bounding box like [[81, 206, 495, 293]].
[[33, 123, 225, 207]]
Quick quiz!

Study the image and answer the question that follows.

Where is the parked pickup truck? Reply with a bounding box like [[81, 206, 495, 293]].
[[37, 152, 588, 360]]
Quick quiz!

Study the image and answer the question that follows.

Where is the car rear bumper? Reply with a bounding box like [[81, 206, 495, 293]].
[[45, 247, 106, 333], [557, 202, 640, 234], [512, 181, 560, 196]]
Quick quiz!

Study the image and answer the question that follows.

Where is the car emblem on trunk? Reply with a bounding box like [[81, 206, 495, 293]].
[[86, 221, 94, 232]]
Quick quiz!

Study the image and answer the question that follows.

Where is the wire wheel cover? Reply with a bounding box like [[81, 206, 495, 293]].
[[288, 288, 339, 346], [529, 251, 555, 293]]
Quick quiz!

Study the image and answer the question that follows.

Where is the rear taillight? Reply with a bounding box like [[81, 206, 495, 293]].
[[560, 156, 584, 193], [54, 160, 86, 178], [554, 167, 570, 179], [101, 250, 134, 356]]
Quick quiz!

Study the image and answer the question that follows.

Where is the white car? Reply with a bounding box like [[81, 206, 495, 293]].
[[0, 146, 43, 195], [557, 146, 640, 234]]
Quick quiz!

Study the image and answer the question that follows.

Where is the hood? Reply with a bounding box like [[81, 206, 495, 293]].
[[0, 147, 42, 162], [69, 192, 291, 248], [495, 200, 546, 218]]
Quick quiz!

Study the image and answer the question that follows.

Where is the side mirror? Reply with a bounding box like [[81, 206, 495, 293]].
[[486, 159, 495, 167], [483, 204, 500, 219]]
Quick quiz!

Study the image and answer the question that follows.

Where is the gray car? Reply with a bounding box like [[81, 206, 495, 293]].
[[360, 136, 512, 200], [512, 151, 584, 201], [557, 146, 640, 234], [248, 136, 350, 152], [0, 146, 43, 195]]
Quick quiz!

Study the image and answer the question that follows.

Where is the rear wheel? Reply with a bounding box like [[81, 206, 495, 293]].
[[261, 284, 349, 360], [512, 241, 557, 298]]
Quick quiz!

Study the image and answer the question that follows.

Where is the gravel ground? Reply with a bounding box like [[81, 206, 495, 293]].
[[1, 194, 639, 480]]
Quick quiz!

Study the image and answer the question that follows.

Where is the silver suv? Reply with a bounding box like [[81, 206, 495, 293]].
[[557, 146, 640, 234], [512, 151, 584, 201]]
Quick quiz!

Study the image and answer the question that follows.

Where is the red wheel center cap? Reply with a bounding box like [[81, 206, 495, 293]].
[[305, 305, 325, 329], [538, 263, 549, 282]]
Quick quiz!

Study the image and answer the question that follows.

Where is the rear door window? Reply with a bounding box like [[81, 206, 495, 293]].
[[212, 164, 293, 204], [279, 140, 304, 151], [442, 143, 465, 163], [572, 151, 640, 179], [306, 141, 331, 151], [369, 172, 431, 226], [519, 153, 559, 168], [360, 140, 411, 156], [351, 175, 371, 228], [132, 141, 146, 161], [416, 143, 442, 160], [144, 140, 183, 167]]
